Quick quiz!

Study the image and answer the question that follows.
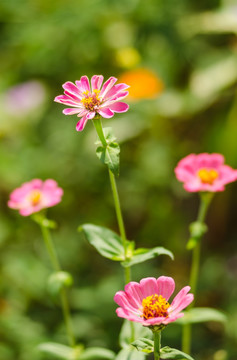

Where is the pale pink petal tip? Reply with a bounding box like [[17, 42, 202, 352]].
[[8, 179, 63, 216], [114, 276, 193, 327], [55, 75, 129, 131], [175, 153, 237, 193]]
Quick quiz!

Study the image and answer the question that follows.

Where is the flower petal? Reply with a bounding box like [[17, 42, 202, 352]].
[[157, 276, 175, 301], [62, 82, 83, 98], [170, 286, 193, 313], [108, 102, 129, 113], [100, 77, 117, 98], [97, 108, 114, 118], [63, 108, 84, 115], [76, 116, 89, 131], [91, 75, 104, 91], [79, 76, 90, 92], [54, 95, 81, 107], [140, 277, 159, 298]]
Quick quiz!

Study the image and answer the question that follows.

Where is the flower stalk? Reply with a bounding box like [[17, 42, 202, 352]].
[[39, 220, 76, 347], [182, 192, 213, 354], [153, 331, 161, 360]]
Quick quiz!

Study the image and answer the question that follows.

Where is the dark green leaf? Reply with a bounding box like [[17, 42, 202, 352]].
[[176, 307, 227, 325], [80, 347, 115, 360], [122, 247, 173, 267], [131, 338, 154, 353], [96, 142, 120, 176], [160, 346, 195, 360], [79, 224, 125, 261]]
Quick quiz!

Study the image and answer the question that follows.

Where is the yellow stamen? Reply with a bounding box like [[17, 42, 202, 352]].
[[198, 168, 218, 185], [29, 190, 42, 205], [142, 294, 170, 320], [81, 90, 101, 111]]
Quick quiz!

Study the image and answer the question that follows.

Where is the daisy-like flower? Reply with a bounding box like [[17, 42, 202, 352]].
[[175, 153, 237, 193], [8, 179, 63, 216], [54, 75, 129, 131], [114, 276, 193, 328]]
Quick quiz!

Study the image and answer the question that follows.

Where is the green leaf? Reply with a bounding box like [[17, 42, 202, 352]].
[[131, 338, 154, 353], [79, 224, 125, 261], [122, 247, 174, 267], [176, 307, 227, 325], [160, 346, 195, 360], [115, 347, 146, 360], [38, 342, 84, 360], [48, 271, 73, 296], [80, 347, 115, 360], [95, 127, 117, 144], [119, 320, 152, 348], [96, 142, 120, 176]]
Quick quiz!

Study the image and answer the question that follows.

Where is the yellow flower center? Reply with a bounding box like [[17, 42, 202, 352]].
[[197, 168, 218, 185], [142, 294, 170, 320], [29, 190, 42, 205], [81, 89, 101, 111]]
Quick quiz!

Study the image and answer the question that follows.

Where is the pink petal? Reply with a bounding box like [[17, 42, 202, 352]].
[[116, 307, 144, 323], [124, 281, 144, 307], [105, 83, 129, 100], [62, 82, 83, 98], [76, 116, 89, 131], [114, 291, 140, 314], [63, 108, 84, 115], [54, 95, 81, 107], [140, 277, 159, 298], [170, 286, 193, 313], [157, 276, 175, 301], [91, 75, 104, 91], [97, 108, 114, 118], [108, 102, 129, 113], [79, 76, 90, 92], [100, 77, 117, 98]]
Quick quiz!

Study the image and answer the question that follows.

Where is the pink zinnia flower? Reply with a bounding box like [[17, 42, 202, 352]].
[[8, 179, 63, 216], [114, 276, 193, 327], [175, 153, 237, 193], [54, 75, 129, 131]]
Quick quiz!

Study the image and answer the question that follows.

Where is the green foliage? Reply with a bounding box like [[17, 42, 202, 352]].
[[176, 307, 227, 325], [160, 346, 195, 360], [131, 338, 154, 353], [122, 246, 174, 267]]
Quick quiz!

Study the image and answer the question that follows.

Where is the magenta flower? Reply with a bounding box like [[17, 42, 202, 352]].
[[114, 276, 193, 327], [8, 179, 63, 216], [54, 75, 129, 131], [175, 153, 237, 193]]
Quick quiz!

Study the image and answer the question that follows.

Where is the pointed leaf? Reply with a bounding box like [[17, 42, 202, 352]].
[[80, 347, 115, 360], [96, 142, 120, 176], [160, 346, 195, 360], [176, 307, 227, 325], [131, 338, 154, 353], [79, 224, 125, 261], [122, 247, 173, 267]]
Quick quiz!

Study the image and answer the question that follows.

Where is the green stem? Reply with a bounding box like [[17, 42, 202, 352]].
[[182, 192, 213, 354], [93, 116, 134, 340], [39, 223, 76, 347], [153, 331, 161, 360]]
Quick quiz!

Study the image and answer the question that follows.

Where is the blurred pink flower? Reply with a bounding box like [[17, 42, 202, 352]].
[[114, 276, 193, 327], [54, 75, 129, 131], [4, 80, 46, 117], [8, 179, 63, 216], [175, 153, 237, 192]]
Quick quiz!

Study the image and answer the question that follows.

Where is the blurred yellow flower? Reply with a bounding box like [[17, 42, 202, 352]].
[[119, 68, 164, 100]]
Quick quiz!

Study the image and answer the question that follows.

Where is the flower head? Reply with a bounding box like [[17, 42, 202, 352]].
[[54, 75, 129, 131], [114, 276, 193, 328], [175, 153, 237, 193], [8, 179, 63, 216]]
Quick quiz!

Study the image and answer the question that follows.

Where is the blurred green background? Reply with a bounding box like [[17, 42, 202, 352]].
[[0, 0, 237, 359]]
